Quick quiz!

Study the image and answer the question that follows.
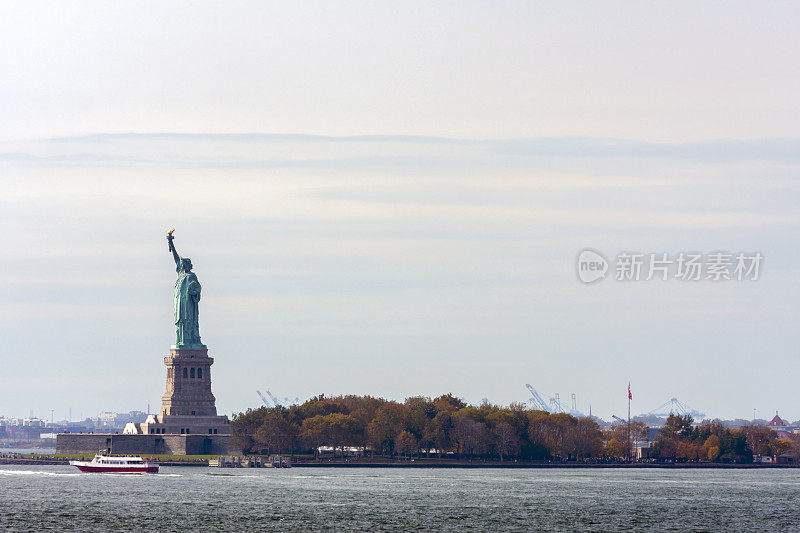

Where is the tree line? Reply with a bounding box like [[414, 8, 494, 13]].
[[650, 414, 798, 462], [230, 394, 793, 462]]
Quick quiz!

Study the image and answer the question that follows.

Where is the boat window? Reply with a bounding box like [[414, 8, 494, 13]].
[[198, 368, 202, 379], [190, 368, 195, 379], [180, 428, 184, 434]]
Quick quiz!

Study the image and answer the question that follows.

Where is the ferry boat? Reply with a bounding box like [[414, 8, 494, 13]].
[[69, 454, 159, 473]]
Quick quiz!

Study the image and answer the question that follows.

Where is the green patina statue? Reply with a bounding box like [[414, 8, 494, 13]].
[[167, 230, 205, 348]]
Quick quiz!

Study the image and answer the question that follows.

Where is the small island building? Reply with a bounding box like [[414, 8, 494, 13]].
[[767, 412, 789, 439]]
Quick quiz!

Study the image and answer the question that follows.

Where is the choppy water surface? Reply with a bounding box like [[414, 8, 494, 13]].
[[1, 466, 798, 531]]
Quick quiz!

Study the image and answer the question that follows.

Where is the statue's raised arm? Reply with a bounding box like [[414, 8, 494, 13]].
[[167, 229, 181, 267]]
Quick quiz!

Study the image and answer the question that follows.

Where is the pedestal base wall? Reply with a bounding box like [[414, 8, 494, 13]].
[[56, 433, 235, 455]]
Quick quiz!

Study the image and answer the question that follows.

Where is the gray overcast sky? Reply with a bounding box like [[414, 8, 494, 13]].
[[1, 2, 799, 421]]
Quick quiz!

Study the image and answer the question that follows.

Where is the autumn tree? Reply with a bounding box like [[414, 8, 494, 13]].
[[745, 425, 776, 456], [396, 430, 418, 458], [325, 413, 364, 459], [433, 394, 467, 414], [421, 417, 448, 457], [367, 402, 405, 457], [300, 415, 329, 460], [660, 414, 694, 441], [231, 406, 272, 454], [568, 417, 603, 460], [492, 422, 520, 461], [254, 415, 297, 456], [703, 435, 721, 461], [605, 438, 625, 460], [529, 412, 578, 460], [786, 434, 800, 461], [452, 414, 489, 458]]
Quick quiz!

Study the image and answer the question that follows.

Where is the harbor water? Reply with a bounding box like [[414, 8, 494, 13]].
[[1, 466, 798, 531]]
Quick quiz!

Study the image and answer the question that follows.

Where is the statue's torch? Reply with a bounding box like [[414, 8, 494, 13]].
[[167, 229, 175, 251]]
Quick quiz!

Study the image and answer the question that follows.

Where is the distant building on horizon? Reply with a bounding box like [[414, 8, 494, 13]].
[[767, 412, 790, 438]]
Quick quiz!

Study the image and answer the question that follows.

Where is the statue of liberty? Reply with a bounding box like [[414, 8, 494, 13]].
[[166, 230, 204, 348]]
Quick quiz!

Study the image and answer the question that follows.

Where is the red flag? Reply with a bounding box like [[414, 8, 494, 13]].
[[628, 384, 632, 400]]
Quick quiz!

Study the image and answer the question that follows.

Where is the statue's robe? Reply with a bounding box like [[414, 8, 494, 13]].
[[174, 267, 202, 346]]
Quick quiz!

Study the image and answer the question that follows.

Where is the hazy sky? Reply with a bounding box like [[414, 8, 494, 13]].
[[1, 2, 799, 421]]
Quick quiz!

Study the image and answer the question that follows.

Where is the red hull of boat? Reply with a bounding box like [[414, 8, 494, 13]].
[[74, 465, 159, 474]]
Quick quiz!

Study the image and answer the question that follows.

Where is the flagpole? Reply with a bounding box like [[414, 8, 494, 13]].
[[627, 382, 631, 463]]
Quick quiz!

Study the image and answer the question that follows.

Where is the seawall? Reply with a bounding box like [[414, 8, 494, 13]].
[[56, 433, 232, 455]]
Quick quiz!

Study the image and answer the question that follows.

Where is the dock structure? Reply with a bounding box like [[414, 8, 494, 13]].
[[210, 456, 291, 468]]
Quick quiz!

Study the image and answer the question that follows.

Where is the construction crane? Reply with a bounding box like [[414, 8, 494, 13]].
[[568, 393, 584, 417], [549, 393, 566, 414], [525, 384, 551, 412], [256, 390, 272, 407], [265, 390, 283, 407], [647, 398, 705, 419], [612, 414, 626, 424]]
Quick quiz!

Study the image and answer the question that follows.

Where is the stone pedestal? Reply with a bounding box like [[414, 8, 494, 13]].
[[140, 346, 231, 436], [160, 347, 218, 416], [57, 346, 233, 452]]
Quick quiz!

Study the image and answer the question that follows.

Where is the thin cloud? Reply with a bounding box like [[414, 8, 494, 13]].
[[2, 134, 800, 167]]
